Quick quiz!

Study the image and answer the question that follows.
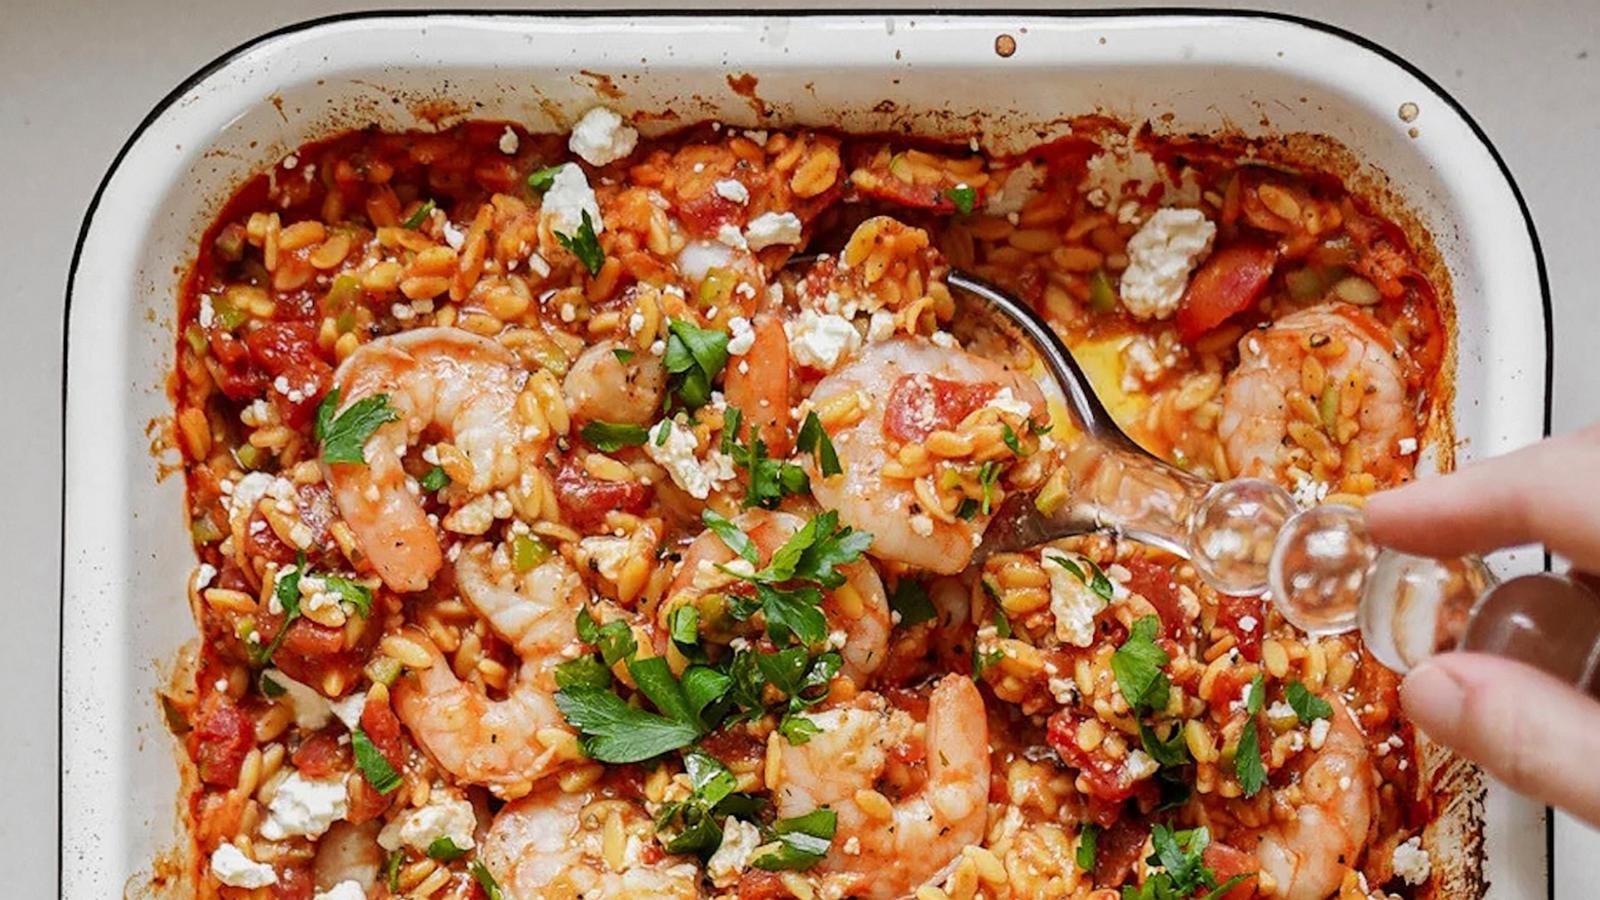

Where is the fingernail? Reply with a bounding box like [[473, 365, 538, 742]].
[[1401, 660, 1466, 734]]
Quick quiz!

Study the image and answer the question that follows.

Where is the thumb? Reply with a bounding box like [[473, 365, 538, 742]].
[[1401, 652, 1600, 828]]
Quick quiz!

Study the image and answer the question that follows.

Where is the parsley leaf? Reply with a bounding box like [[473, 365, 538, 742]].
[[722, 411, 809, 508], [613, 347, 636, 364], [888, 578, 936, 627], [1246, 672, 1266, 716], [778, 714, 820, 744], [978, 461, 1000, 515], [580, 420, 649, 452], [663, 318, 730, 410], [1111, 616, 1171, 712], [252, 556, 305, 666], [1047, 554, 1114, 603], [749, 510, 873, 589], [352, 727, 402, 794], [796, 411, 843, 477], [1235, 721, 1267, 798], [944, 184, 977, 215], [1286, 681, 1333, 723], [702, 508, 760, 564], [426, 836, 467, 862], [753, 809, 836, 871], [758, 583, 828, 646], [526, 165, 563, 193], [681, 665, 733, 721], [626, 656, 698, 725], [1076, 824, 1099, 873], [401, 199, 436, 230], [1001, 422, 1022, 454], [1139, 720, 1192, 769], [555, 209, 605, 276], [419, 465, 451, 491], [318, 574, 374, 617], [554, 686, 701, 763], [315, 389, 400, 465], [657, 750, 743, 856], [470, 861, 503, 900], [554, 655, 613, 691]]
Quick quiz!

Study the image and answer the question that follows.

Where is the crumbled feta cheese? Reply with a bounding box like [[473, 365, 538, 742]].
[[281, 153, 299, 170], [1120, 334, 1172, 392], [579, 535, 632, 582], [909, 514, 934, 537], [567, 106, 638, 166], [1237, 615, 1258, 633], [985, 163, 1043, 216], [1047, 677, 1078, 706], [1046, 553, 1103, 648], [713, 179, 750, 205], [329, 691, 366, 731], [707, 816, 761, 888], [716, 222, 749, 250], [1266, 701, 1296, 721], [498, 126, 520, 155], [541, 163, 605, 237], [866, 310, 896, 343], [228, 472, 276, 526], [193, 563, 217, 591], [1308, 717, 1331, 751], [209, 842, 278, 888], [929, 331, 957, 349], [1123, 749, 1159, 781], [198, 295, 216, 328], [726, 316, 756, 355], [646, 421, 735, 500], [259, 772, 349, 840], [786, 309, 861, 371], [1397, 437, 1418, 455], [378, 795, 478, 853], [744, 211, 804, 250], [1290, 471, 1331, 508], [314, 881, 367, 900], [441, 219, 465, 251], [984, 387, 1035, 419], [264, 669, 333, 730], [527, 251, 551, 278], [1120, 208, 1216, 320], [1390, 837, 1431, 885]]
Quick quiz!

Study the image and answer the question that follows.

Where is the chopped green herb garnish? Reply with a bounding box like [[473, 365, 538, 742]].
[[888, 578, 936, 627], [317, 574, 374, 617], [258, 672, 286, 698], [554, 655, 613, 691], [401, 199, 436, 230], [978, 461, 1000, 515], [663, 318, 731, 410], [419, 465, 451, 492], [1001, 422, 1022, 454], [470, 860, 504, 900], [1048, 554, 1114, 603], [702, 508, 760, 564], [722, 406, 809, 508], [1076, 823, 1099, 873], [657, 750, 744, 856], [1111, 616, 1170, 712], [1246, 672, 1266, 716], [753, 809, 837, 871], [554, 685, 701, 763], [580, 420, 650, 452], [352, 727, 402, 794], [315, 388, 400, 465], [956, 498, 980, 520], [944, 184, 977, 215], [252, 555, 306, 666], [1286, 681, 1333, 723], [796, 411, 843, 477], [426, 836, 467, 862], [556, 209, 605, 276], [613, 347, 636, 364], [1235, 675, 1268, 798], [526, 165, 563, 193], [384, 852, 402, 892], [1139, 720, 1191, 769], [778, 714, 820, 744]]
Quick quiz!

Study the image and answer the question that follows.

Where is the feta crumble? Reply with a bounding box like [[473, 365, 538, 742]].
[[707, 817, 761, 887], [1308, 717, 1331, 751], [541, 163, 605, 238], [1119, 208, 1216, 320], [264, 668, 332, 730], [1397, 436, 1418, 455], [314, 882, 368, 900], [1391, 837, 1432, 885], [498, 126, 520, 155], [259, 772, 350, 841], [567, 106, 638, 166], [1046, 553, 1103, 648], [985, 163, 1043, 216], [713, 179, 750, 205], [786, 309, 861, 372], [377, 794, 478, 854], [716, 222, 749, 250], [726, 316, 756, 355], [744, 211, 804, 250], [209, 842, 278, 888], [646, 420, 735, 500], [1123, 749, 1160, 781]]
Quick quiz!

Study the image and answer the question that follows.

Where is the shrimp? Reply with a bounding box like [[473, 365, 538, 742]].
[[322, 328, 528, 592], [668, 508, 890, 684], [723, 314, 794, 456], [807, 337, 1047, 574], [1219, 303, 1414, 484], [776, 675, 990, 900], [1237, 693, 1376, 900], [563, 338, 666, 426], [393, 541, 586, 797], [312, 820, 384, 894], [480, 783, 702, 899]]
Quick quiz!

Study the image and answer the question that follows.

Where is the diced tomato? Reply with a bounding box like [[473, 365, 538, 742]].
[[270, 864, 314, 900], [1216, 593, 1266, 663], [883, 374, 997, 443], [189, 694, 254, 787], [1121, 557, 1186, 639], [290, 730, 350, 778], [245, 322, 334, 428], [553, 456, 653, 528], [1046, 712, 1140, 804], [736, 871, 793, 900], [208, 331, 266, 401], [270, 618, 366, 692], [1202, 843, 1261, 900], [675, 188, 745, 236], [348, 691, 408, 822], [1175, 243, 1278, 341], [1094, 816, 1153, 887]]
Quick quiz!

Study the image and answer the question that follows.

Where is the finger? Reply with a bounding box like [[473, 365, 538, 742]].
[[1401, 652, 1600, 828], [1365, 426, 1600, 569]]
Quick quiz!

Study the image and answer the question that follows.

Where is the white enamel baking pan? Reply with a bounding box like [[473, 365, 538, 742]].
[[61, 11, 1553, 898]]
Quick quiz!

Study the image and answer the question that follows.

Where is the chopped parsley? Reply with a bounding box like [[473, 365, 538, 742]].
[[1111, 616, 1171, 712], [943, 184, 977, 215], [1286, 681, 1333, 723], [613, 347, 637, 364], [401, 199, 436, 230], [251, 555, 305, 666], [1049, 554, 1115, 603], [555, 209, 605, 276], [470, 861, 504, 900], [663, 318, 730, 410], [425, 836, 467, 862], [1139, 721, 1192, 769], [795, 411, 843, 477], [1123, 825, 1253, 900], [655, 750, 751, 856], [1001, 422, 1023, 454], [978, 461, 1000, 514], [554, 681, 702, 763], [888, 578, 936, 627], [314, 388, 400, 465], [351, 727, 402, 794], [526, 164, 563, 193], [753, 809, 837, 871], [1235, 673, 1268, 797], [722, 407, 809, 508], [580, 420, 650, 452], [1076, 823, 1100, 873], [419, 465, 451, 492]]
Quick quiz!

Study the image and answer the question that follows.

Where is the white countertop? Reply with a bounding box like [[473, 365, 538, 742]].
[[4, 1, 1596, 896]]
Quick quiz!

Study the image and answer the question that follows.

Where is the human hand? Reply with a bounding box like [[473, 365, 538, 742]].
[[1365, 425, 1600, 827]]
